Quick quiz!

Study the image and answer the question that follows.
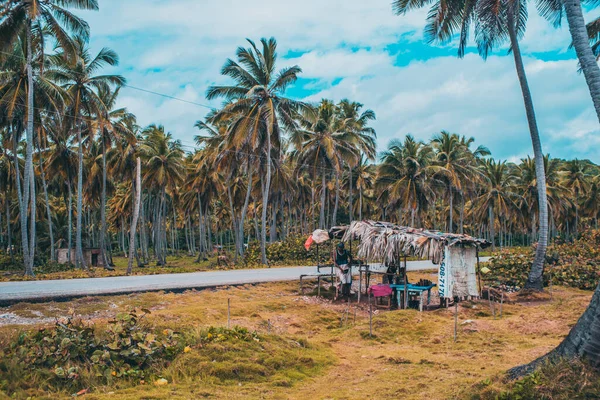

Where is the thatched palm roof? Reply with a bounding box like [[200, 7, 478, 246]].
[[332, 220, 490, 265]]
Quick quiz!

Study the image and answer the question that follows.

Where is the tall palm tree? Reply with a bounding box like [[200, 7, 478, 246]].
[[556, 0, 600, 122], [0, 0, 97, 273], [392, 0, 549, 290], [0, 33, 64, 271], [206, 37, 309, 265], [96, 86, 135, 269], [48, 38, 125, 269], [474, 159, 519, 250], [293, 100, 358, 228], [139, 124, 184, 265], [377, 136, 436, 227], [431, 131, 482, 233], [561, 159, 592, 236], [336, 99, 377, 223]]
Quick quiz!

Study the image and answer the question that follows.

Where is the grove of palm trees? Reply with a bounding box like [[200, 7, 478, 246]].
[[2, 0, 600, 399]]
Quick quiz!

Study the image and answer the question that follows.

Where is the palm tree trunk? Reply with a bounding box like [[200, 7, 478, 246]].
[[260, 132, 272, 266], [22, 21, 35, 276], [127, 158, 141, 275], [37, 140, 54, 261], [489, 204, 495, 251], [359, 187, 363, 221], [448, 185, 454, 233], [99, 137, 109, 268], [332, 172, 340, 226], [67, 182, 73, 263], [6, 197, 13, 261], [319, 171, 326, 229], [270, 197, 277, 243], [562, 0, 600, 122], [225, 183, 238, 262], [509, 281, 600, 378], [13, 130, 29, 270], [507, 6, 548, 290], [75, 120, 86, 270], [238, 163, 253, 257], [348, 164, 353, 223]]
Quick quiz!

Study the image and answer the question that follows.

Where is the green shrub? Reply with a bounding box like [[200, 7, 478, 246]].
[[244, 235, 333, 266], [0, 309, 183, 395], [0, 252, 24, 271], [485, 230, 600, 290]]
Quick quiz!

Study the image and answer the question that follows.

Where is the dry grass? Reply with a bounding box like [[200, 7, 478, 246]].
[[0, 255, 233, 282], [0, 270, 593, 400]]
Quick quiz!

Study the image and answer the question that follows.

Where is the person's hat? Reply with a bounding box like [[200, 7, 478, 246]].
[[337, 242, 344, 249]]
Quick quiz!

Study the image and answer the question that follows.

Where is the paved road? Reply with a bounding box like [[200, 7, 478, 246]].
[[0, 258, 490, 304]]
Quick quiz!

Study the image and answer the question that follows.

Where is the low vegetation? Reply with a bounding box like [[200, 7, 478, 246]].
[[0, 273, 595, 399], [485, 230, 600, 291]]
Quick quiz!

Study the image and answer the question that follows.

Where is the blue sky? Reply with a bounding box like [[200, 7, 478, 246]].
[[81, 0, 600, 162]]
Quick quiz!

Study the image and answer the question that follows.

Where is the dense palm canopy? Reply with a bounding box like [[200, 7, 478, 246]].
[[0, 8, 598, 279]]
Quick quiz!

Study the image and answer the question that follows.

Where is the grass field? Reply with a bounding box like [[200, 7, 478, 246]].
[[0, 269, 593, 399]]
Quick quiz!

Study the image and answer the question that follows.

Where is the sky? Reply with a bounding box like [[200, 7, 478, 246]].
[[80, 0, 600, 163]]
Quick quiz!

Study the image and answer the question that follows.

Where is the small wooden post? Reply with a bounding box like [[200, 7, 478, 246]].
[[227, 298, 231, 329], [454, 300, 458, 342], [403, 255, 408, 310], [369, 290, 373, 337], [358, 266, 362, 303], [419, 291, 424, 313], [476, 248, 483, 298], [488, 288, 496, 319], [500, 291, 504, 318]]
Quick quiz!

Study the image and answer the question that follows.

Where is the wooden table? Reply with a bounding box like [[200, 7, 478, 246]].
[[389, 283, 437, 311]]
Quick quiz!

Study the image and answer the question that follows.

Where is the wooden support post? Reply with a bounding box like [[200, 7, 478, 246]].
[[318, 275, 321, 297], [419, 291, 424, 313], [358, 266, 362, 303], [227, 298, 231, 329], [403, 255, 408, 310], [369, 290, 373, 337], [500, 291, 504, 318], [454, 300, 458, 342], [476, 248, 482, 298]]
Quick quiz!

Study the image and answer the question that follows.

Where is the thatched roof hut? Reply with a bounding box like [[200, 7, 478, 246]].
[[331, 220, 491, 265]]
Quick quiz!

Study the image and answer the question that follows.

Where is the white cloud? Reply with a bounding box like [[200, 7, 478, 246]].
[[78, 0, 600, 162]]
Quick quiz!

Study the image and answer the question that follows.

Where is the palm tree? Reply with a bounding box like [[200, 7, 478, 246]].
[[556, 0, 600, 122], [352, 157, 376, 221], [96, 86, 135, 269], [474, 159, 519, 250], [139, 124, 184, 265], [336, 99, 377, 223], [0, 0, 97, 273], [206, 37, 309, 265], [431, 131, 483, 233], [377, 136, 435, 227], [48, 38, 125, 269], [392, 0, 549, 290], [293, 100, 358, 229], [0, 33, 64, 270], [561, 159, 592, 236]]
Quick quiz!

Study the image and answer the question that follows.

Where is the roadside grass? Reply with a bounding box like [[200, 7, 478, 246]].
[[0, 271, 594, 399], [0, 255, 218, 282]]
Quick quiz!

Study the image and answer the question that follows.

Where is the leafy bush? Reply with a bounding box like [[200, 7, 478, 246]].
[[0, 252, 23, 271], [0, 309, 183, 395], [244, 235, 332, 266], [485, 230, 600, 290]]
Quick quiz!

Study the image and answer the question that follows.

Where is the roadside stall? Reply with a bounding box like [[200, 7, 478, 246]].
[[337, 220, 491, 309]]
